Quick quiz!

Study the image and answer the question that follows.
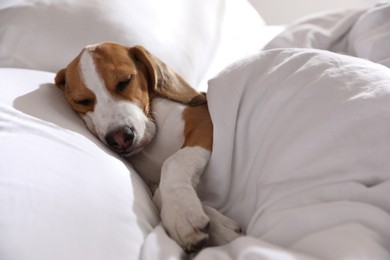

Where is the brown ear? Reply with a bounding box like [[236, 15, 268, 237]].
[[54, 68, 66, 91], [130, 45, 206, 106]]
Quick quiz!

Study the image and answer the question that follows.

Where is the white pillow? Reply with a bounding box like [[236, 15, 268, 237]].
[[0, 68, 159, 260], [0, 0, 265, 90]]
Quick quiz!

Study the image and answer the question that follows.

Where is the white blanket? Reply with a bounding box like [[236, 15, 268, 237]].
[[142, 4, 390, 259], [199, 48, 390, 259], [265, 2, 390, 68], [142, 48, 390, 260]]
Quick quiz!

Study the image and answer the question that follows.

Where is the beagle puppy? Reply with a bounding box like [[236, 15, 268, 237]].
[[54, 42, 241, 252]]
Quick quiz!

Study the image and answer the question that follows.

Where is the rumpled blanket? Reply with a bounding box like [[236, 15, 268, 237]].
[[142, 3, 390, 259]]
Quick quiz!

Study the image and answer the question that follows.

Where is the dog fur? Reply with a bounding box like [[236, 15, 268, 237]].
[[54, 42, 241, 252]]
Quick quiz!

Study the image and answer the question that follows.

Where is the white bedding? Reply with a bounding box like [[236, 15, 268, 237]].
[[264, 2, 390, 68], [201, 48, 390, 259], [1, 0, 390, 259], [0, 69, 160, 260]]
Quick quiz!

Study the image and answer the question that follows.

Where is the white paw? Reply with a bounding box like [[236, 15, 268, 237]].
[[203, 206, 243, 246], [161, 190, 210, 252]]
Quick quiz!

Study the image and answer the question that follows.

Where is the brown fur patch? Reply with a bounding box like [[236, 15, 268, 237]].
[[90, 44, 151, 115], [55, 43, 153, 116], [62, 54, 96, 114], [130, 45, 206, 106], [182, 103, 213, 151]]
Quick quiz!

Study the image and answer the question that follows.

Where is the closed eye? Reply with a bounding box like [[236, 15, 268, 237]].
[[116, 76, 132, 92], [74, 99, 93, 106]]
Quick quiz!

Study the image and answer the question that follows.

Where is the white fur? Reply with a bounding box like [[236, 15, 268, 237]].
[[129, 98, 186, 189], [79, 49, 156, 155], [159, 146, 211, 250]]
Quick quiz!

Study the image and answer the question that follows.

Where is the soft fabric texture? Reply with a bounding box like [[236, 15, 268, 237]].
[[0, 68, 159, 260], [198, 48, 390, 259], [265, 2, 390, 69], [2, 1, 390, 259], [264, 8, 366, 52], [347, 2, 390, 68], [0, 0, 265, 90]]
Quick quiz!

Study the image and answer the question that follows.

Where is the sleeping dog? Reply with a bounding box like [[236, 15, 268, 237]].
[[54, 42, 241, 252]]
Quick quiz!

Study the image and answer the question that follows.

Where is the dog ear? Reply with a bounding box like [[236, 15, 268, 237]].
[[130, 45, 206, 106], [54, 68, 66, 91]]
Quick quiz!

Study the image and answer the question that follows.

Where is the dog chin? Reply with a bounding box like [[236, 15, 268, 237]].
[[121, 147, 143, 158]]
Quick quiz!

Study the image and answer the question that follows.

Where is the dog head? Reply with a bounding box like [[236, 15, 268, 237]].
[[55, 42, 205, 156]]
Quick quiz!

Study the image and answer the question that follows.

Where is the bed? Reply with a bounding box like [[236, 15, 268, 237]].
[[1, 0, 390, 259]]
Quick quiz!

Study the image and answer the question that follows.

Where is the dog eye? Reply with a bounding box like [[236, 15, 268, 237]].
[[74, 99, 92, 106], [116, 76, 132, 92]]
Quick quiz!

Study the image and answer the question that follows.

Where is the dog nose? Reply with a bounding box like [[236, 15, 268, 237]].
[[105, 126, 134, 151]]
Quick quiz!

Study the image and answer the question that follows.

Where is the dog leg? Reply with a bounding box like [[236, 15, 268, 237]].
[[159, 146, 210, 252], [203, 205, 243, 246]]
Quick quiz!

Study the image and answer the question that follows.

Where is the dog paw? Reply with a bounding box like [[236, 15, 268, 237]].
[[160, 192, 210, 252], [203, 206, 243, 246]]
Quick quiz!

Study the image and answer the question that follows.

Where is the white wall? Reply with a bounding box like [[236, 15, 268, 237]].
[[249, 0, 379, 24]]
